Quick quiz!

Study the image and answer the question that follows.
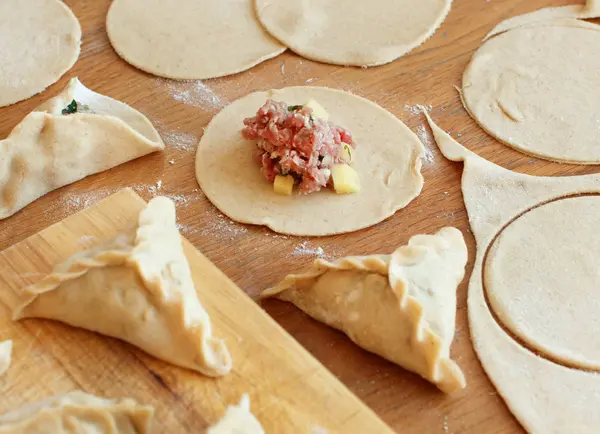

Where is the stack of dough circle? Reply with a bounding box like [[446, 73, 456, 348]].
[[106, 0, 286, 80], [254, 0, 452, 66], [485, 196, 600, 370], [195, 86, 425, 236], [0, 0, 81, 107], [462, 20, 600, 164]]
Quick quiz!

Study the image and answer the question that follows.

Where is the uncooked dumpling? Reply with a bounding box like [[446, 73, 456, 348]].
[[0, 0, 81, 107], [461, 1, 600, 164], [0, 341, 12, 377], [261, 227, 467, 393], [106, 0, 285, 80], [195, 86, 424, 236], [0, 78, 164, 220], [13, 197, 232, 377], [255, 0, 451, 67], [0, 391, 153, 433], [207, 395, 265, 434]]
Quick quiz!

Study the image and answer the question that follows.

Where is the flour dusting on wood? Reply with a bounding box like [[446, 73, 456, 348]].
[[291, 241, 328, 259], [159, 79, 226, 110]]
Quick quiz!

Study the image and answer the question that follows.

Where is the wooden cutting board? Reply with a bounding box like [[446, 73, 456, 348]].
[[0, 188, 393, 433]]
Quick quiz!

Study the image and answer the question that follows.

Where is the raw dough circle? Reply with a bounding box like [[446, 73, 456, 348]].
[[254, 0, 452, 67], [463, 24, 600, 164], [106, 0, 286, 80], [195, 86, 424, 236], [0, 0, 81, 107], [485, 196, 600, 370]]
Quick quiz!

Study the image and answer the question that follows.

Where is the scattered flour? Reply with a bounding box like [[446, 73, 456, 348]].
[[199, 209, 248, 240], [305, 78, 316, 84], [169, 159, 175, 165], [161, 130, 198, 153], [60, 188, 118, 211], [404, 103, 432, 116], [417, 125, 435, 165], [160, 79, 226, 110], [281, 63, 286, 75], [77, 235, 98, 246], [291, 241, 327, 258]]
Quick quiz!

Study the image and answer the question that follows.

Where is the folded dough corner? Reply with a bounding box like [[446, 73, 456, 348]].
[[0, 77, 164, 220], [0, 391, 153, 433], [261, 227, 468, 393], [12, 196, 232, 377]]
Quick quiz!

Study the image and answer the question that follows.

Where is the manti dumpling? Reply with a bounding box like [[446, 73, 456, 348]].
[[0, 77, 164, 220], [0, 340, 12, 376], [13, 196, 232, 377], [207, 394, 265, 434], [261, 227, 468, 393], [0, 391, 153, 433]]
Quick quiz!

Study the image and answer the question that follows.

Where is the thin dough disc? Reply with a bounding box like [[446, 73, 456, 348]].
[[195, 86, 424, 236], [0, 0, 81, 107], [485, 196, 600, 370], [254, 0, 451, 66], [462, 23, 600, 164], [106, 0, 286, 80]]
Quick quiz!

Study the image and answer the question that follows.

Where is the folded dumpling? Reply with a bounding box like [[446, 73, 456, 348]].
[[0, 391, 153, 433], [13, 196, 232, 377], [0, 340, 12, 376], [207, 394, 265, 434], [0, 77, 164, 220], [261, 227, 468, 393]]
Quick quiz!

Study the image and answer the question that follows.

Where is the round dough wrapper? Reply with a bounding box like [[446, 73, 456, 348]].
[[195, 87, 425, 236], [0, 0, 81, 107], [106, 0, 286, 80], [485, 196, 600, 370], [254, 0, 451, 67], [462, 24, 600, 164]]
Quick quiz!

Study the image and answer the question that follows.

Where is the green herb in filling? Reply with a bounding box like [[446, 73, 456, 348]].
[[62, 99, 78, 115], [344, 144, 352, 160], [287, 104, 303, 112]]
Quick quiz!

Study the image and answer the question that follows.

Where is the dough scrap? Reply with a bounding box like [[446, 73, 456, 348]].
[[13, 197, 232, 377], [195, 86, 424, 236], [254, 0, 451, 67], [0, 78, 164, 220], [462, 1, 600, 164], [207, 395, 265, 434], [0, 341, 12, 377], [0, 391, 153, 433], [0, 0, 81, 107], [261, 227, 468, 393], [107, 0, 285, 80], [426, 113, 600, 433]]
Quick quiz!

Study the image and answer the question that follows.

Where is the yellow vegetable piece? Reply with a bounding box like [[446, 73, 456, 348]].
[[331, 164, 360, 195], [339, 143, 354, 164], [305, 99, 329, 121], [274, 175, 295, 196]]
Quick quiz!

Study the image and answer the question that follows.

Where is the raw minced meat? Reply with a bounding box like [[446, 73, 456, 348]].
[[242, 99, 356, 194]]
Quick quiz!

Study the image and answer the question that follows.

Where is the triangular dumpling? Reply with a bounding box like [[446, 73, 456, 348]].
[[13, 197, 232, 377], [207, 394, 265, 434], [261, 227, 468, 393], [0, 340, 12, 377], [0, 78, 164, 220], [0, 391, 153, 433]]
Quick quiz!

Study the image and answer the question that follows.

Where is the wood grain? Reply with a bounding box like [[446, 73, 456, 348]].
[[0, 1, 595, 432], [0, 189, 393, 433]]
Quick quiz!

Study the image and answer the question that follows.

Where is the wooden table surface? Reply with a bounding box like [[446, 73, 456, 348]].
[[0, 1, 594, 432]]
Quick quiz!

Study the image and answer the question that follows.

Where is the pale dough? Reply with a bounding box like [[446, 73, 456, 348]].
[[255, 0, 452, 67], [13, 197, 232, 377], [0, 78, 164, 220], [0, 341, 12, 377], [207, 395, 265, 434], [0, 0, 81, 107], [427, 113, 600, 433], [106, 0, 286, 80], [261, 227, 467, 393], [195, 86, 424, 236], [461, 2, 600, 164], [0, 391, 153, 433]]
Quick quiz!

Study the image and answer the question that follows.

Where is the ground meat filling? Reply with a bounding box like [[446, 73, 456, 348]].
[[242, 99, 356, 194]]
